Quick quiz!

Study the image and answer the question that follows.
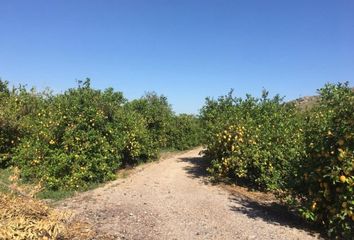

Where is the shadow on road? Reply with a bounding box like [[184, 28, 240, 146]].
[[178, 155, 210, 179], [178, 155, 325, 239], [229, 194, 324, 238]]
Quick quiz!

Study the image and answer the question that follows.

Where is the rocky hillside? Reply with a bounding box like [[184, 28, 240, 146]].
[[291, 95, 319, 110], [291, 87, 353, 110]]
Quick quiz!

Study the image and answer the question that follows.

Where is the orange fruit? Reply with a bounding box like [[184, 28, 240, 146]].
[[339, 175, 346, 183]]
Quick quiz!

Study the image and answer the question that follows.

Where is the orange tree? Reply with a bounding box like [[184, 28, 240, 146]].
[[127, 92, 174, 149], [12, 79, 156, 190], [3, 79, 201, 191], [127, 92, 202, 150], [200, 90, 305, 191], [0, 80, 14, 167], [167, 114, 202, 150], [0, 80, 45, 168], [292, 83, 353, 238]]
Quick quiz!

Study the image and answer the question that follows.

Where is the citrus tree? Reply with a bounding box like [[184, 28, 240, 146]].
[[167, 114, 202, 150], [127, 92, 174, 149], [12, 79, 157, 190], [0, 80, 45, 167], [201, 90, 305, 190], [293, 83, 354, 238]]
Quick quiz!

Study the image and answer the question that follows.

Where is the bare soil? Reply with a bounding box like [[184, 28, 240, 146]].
[[59, 148, 322, 240]]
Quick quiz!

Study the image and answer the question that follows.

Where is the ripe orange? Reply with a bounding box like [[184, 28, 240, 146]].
[[339, 175, 346, 183]]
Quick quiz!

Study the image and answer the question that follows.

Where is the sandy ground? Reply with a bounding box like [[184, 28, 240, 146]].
[[59, 148, 322, 240]]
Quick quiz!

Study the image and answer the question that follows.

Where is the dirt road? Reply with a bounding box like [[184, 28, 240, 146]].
[[60, 148, 321, 240]]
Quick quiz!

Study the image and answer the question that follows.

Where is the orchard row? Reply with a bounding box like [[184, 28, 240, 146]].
[[200, 83, 353, 238], [1, 79, 352, 237], [0, 79, 201, 190]]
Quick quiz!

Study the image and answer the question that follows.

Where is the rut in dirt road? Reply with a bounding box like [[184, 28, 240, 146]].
[[60, 148, 322, 240]]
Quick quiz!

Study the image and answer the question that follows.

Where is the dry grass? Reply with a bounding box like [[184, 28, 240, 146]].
[[0, 193, 96, 240]]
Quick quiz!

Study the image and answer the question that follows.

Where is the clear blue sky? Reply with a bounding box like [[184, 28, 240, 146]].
[[1, 0, 353, 114]]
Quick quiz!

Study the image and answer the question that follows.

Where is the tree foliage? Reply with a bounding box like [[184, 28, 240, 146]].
[[200, 83, 354, 237], [0, 79, 202, 190]]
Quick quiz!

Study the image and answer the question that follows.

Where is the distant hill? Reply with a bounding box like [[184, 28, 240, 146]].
[[291, 95, 319, 110], [290, 87, 354, 110]]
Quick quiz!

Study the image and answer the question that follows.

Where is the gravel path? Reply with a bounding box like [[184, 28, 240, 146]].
[[60, 148, 322, 240]]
